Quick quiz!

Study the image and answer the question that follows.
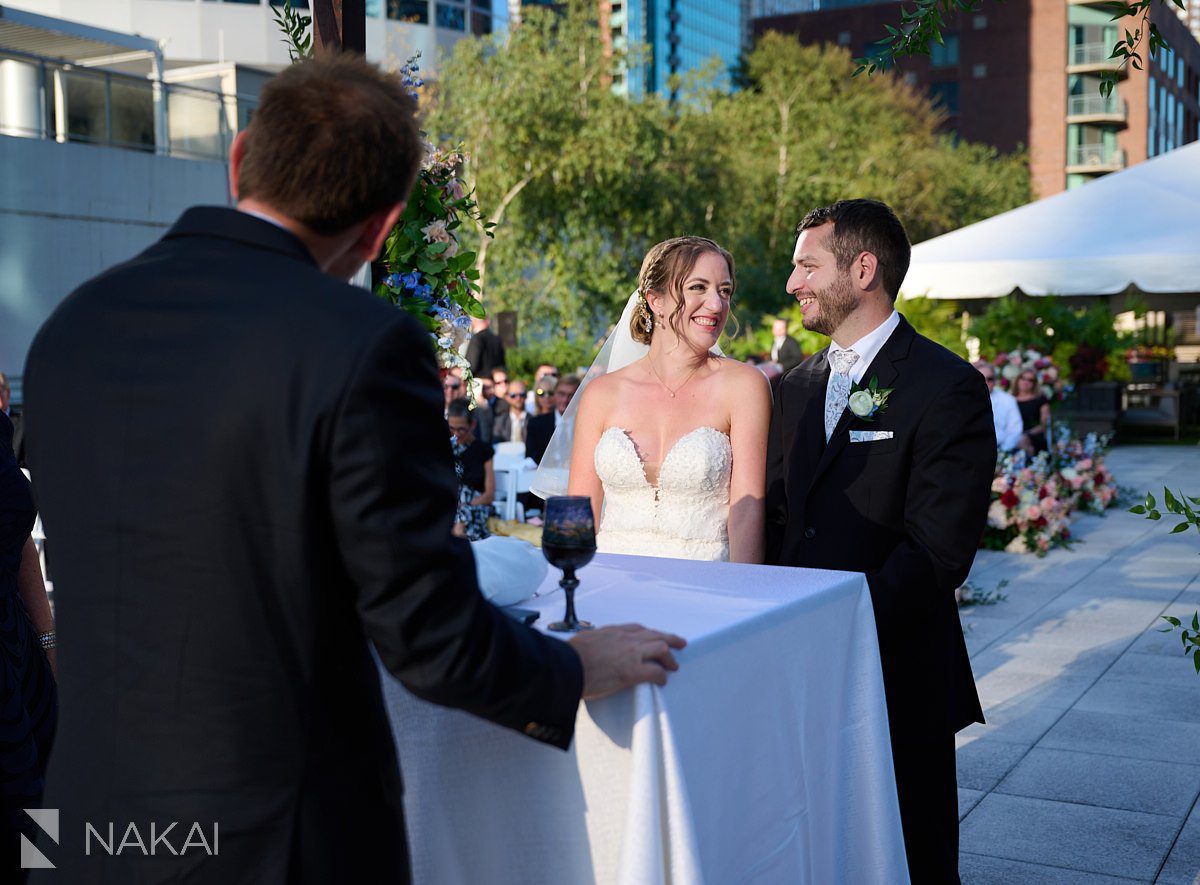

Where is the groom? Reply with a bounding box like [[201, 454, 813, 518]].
[[766, 200, 994, 882]]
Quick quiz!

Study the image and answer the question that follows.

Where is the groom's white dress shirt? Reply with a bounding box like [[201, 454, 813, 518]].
[[824, 309, 900, 396]]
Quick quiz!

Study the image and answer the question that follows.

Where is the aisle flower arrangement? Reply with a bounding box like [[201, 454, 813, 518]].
[[983, 429, 1118, 556], [989, 349, 1068, 402]]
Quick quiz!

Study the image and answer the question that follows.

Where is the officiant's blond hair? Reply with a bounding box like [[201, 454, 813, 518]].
[[631, 237, 736, 346]]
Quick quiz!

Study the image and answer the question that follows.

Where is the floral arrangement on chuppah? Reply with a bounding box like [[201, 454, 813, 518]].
[[988, 349, 1068, 402], [270, 7, 490, 376], [983, 429, 1118, 556], [374, 57, 489, 378]]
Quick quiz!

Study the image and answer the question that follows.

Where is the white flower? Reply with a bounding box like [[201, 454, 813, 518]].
[[987, 500, 1009, 528], [1005, 535, 1029, 554], [421, 220, 451, 243], [1001, 364, 1021, 381], [443, 239, 459, 259], [848, 390, 875, 417]]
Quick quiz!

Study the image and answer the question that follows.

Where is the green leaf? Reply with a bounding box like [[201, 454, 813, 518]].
[[1147, 492, 1157, 509], [463, 294, 487, 319], [415, 257, 447, 275], [1149, 511, 1162, 520], [1193, 648, 1199, 673], [1193, 612, 1199, 631], [1129, 505, 1147, 514], [1164, 488, 1179, 510]]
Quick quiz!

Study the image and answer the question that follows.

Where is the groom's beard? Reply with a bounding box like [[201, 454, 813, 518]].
[[800, 274, 859, 338]]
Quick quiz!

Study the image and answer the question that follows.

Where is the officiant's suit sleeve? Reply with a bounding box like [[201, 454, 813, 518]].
[[866, 366, 995, 619], [329, 314, 582, 750]]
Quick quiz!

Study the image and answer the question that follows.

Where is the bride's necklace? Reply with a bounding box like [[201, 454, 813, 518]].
[[648, 354, 703, 399]]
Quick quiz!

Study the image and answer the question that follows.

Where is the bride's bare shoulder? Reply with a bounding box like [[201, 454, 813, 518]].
[[715, 358, 772, 395]]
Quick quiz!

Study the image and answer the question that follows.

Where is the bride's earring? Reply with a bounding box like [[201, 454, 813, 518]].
[[643, 311, 653, 334]]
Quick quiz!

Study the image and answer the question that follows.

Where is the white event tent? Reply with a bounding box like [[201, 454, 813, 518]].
[[901, 141, 1200, 301]]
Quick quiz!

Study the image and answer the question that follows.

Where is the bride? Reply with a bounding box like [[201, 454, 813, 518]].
[[533, 236, 771, 563]]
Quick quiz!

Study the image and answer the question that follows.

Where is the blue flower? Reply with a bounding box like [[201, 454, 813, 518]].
[[385, 273, 402, 289], [453, 315, 472, 331], [413, 283, 434, 302], [401, 271, 422, 290]]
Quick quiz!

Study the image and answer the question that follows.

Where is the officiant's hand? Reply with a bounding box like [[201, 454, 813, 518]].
[[569, 625, 687, 699]]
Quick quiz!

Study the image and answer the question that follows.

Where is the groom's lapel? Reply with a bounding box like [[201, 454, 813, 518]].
[[809, 316, 914, 487], [793, 351, 830, 478]]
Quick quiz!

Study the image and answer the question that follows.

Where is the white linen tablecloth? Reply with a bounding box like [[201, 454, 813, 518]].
[[380, 553, 908, 884]]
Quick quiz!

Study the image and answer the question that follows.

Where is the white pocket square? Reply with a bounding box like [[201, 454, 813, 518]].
[[849, 430, 894, 443]]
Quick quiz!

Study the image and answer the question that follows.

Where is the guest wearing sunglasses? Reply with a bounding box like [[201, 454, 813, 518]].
[[492, 379, 529, 445]]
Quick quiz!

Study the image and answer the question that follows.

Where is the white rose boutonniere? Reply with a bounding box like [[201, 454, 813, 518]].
[[847, 376, 893, 422]]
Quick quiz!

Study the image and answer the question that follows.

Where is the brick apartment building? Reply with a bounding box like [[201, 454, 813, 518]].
[[753, 0, 1200, 197]]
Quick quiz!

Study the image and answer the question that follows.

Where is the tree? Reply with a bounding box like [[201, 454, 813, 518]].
[[702, 33, 1029, 321], [427, 16, 1030, 349]]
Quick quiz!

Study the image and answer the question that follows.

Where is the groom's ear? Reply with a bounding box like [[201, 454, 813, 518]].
[[853, 250, 881, 292], [356, 202, 406, 262]]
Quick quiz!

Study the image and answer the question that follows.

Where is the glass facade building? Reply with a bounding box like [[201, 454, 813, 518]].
[[622, 0, 749, 98]]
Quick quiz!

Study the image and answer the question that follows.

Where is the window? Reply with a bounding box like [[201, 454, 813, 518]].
[[928, 80, 959, 115], [837, 31, 851, 46], [471, 10, 492, 34], [269, 0, 308, 6], [931, 33, 959, 67], [972, 15, 987, 30], [388, 0, 428, 23], [972, 63, 987, 78], [436, 3, 465, 30]]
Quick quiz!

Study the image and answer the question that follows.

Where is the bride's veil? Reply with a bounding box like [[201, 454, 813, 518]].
[[529, 290, 723, 500], [529, 291, 647, 499]]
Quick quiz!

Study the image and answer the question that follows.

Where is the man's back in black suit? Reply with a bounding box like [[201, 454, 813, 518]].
[[22, 56, 684, 884]]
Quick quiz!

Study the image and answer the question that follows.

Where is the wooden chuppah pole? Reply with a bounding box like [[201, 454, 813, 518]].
[[311, 0, 366, 55]]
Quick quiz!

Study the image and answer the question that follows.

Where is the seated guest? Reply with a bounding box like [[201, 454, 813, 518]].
[[442, 374, 463, 415], [532, 377, 557, 416], [526, 364, 559, 414], [492, 379, 528, 444], [526, 375, 580, 466], [490, 366, 509, 408], [447, 399, 495, 540], [1014, 370, 1050, 455], [975, 361, 1023, 453]]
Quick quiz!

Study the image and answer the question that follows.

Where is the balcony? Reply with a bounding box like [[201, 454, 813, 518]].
[[1066, 144, 1127, 174], [1066, 94, 1128, 125], [0, 48, 257, 162], [1067, 42, 1126, 76]]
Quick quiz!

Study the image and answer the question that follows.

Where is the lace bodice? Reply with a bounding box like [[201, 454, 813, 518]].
[[593, 426, 731, 561]]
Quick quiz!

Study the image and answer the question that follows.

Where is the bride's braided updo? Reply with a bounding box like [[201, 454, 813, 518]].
[[630, 236, 736, 346]]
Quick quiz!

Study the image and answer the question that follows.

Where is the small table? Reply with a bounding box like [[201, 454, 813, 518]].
[[381, 553, 908, 884]]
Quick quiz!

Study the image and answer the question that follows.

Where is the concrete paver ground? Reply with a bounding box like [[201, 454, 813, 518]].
[[958, 444, 1200, 884]]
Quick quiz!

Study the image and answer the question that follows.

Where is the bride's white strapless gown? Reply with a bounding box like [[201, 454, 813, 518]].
[[593, 426, 732, 561]]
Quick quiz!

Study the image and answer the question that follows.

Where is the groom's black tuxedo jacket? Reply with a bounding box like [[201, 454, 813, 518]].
[[766, 316, 991, 739], [24, 207, 582, 884]]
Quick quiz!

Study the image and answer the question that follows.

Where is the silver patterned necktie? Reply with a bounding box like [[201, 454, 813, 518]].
[[825, 348, 860, 441]]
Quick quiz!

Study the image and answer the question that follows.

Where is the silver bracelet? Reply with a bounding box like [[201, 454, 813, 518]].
[[37, 630, 56, 651]]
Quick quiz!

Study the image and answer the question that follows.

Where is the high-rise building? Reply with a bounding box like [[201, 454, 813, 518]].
[[753, 0, 1200, 197], [1, 0, 494, 73], [505, 0, 750, 98], [612, 0, 750, 98]]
